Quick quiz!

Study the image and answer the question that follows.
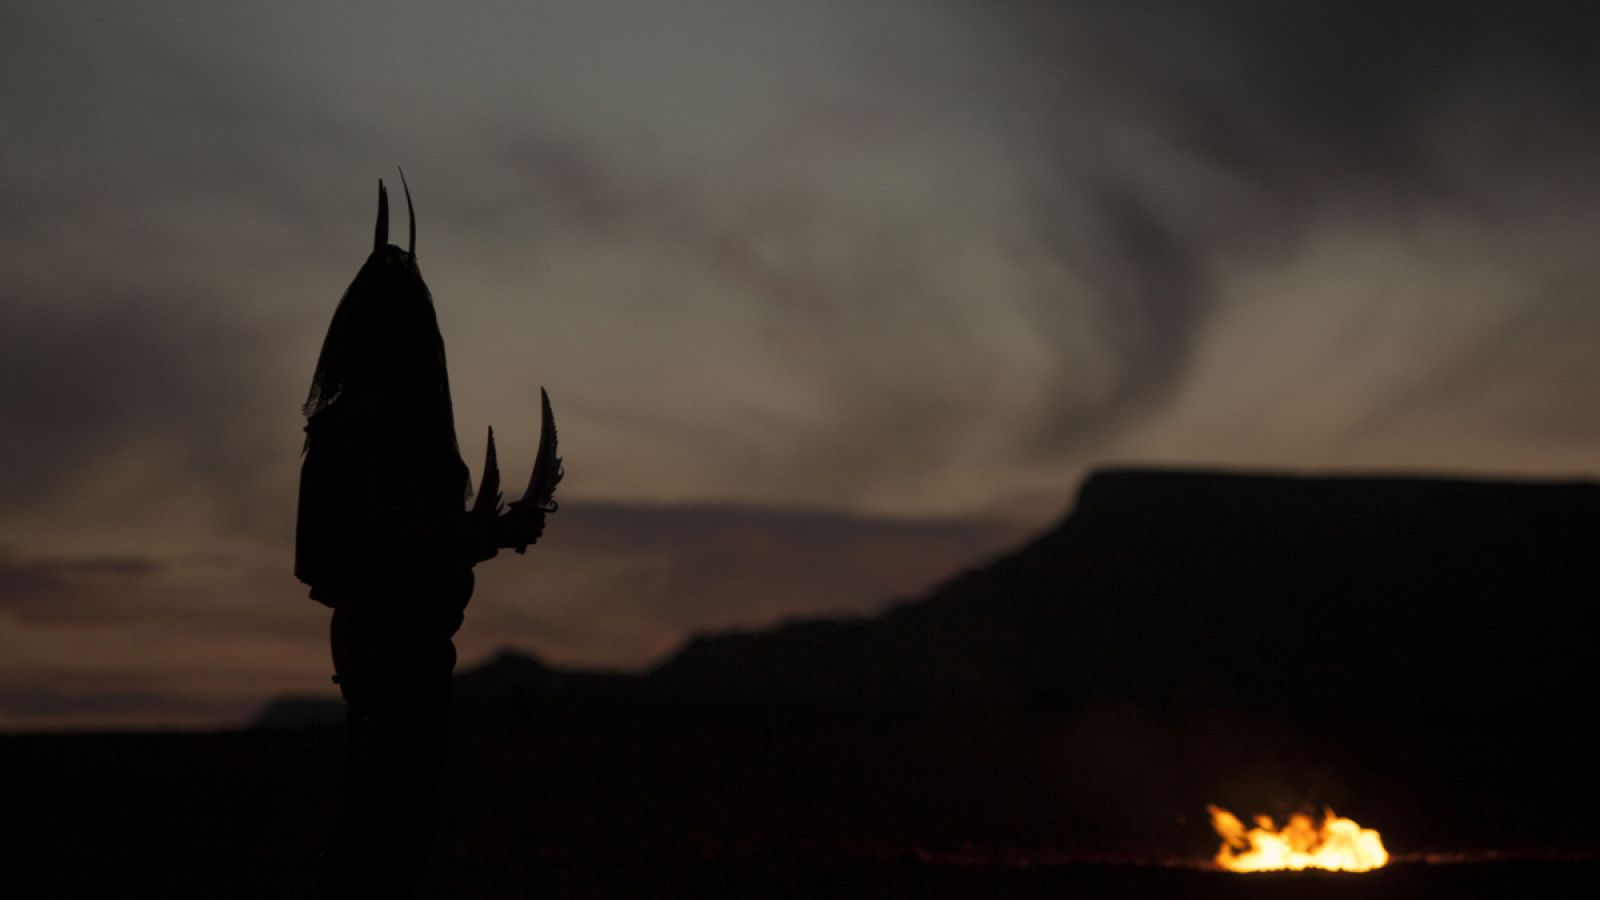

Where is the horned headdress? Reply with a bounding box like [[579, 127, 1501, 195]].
[[297, 174, 559, 597]]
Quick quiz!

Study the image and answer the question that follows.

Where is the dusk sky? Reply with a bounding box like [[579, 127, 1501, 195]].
[[4, 1, 1600, 729]]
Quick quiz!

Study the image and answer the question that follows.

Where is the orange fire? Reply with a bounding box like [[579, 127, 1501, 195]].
[[1207, 805, 1389, 872]]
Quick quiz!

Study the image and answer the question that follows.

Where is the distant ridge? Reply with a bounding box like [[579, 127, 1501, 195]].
[[256, 466, 1600, 728], [253, 695, 346, 729], [645, 466, 1600, 720]]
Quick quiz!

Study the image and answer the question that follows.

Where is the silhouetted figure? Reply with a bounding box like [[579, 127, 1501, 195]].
[[297, 176, 560, 896]]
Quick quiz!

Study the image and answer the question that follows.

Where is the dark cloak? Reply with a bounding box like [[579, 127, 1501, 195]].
[[295, 241, 472, 607]]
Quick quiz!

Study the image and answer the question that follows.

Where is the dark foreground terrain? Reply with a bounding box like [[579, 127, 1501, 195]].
[[422, 859, 1600, 900], [4, 724, 1595, 898]]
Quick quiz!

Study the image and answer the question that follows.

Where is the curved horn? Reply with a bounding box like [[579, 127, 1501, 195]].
[[398, 167, 415, 258], [373, 179, 389, 252], [504, 387, 563, 554]]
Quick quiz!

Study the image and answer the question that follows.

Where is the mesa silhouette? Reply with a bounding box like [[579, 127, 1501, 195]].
[[261, 465, 1598, 729]]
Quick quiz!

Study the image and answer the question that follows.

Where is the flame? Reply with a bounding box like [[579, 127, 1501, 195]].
[[1207, 805, 1388, 872]]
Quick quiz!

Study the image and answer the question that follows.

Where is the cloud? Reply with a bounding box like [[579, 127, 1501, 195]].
[[0, 499, 1030, 727], [0, 685, 251, 731], [994, 1, 1600, 477], [464, 500, 1033, 668], [0, 547, 166, 623], [0, 289, 288, 508], [449, 0, 1600, 511], [9, 0, 1596, 523]]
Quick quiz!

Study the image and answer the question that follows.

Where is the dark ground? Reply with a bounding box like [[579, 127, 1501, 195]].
[[4, 721, 1594, 898]]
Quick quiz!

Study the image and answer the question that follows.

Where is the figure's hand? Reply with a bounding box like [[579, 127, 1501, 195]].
[[524, 511, 546, 547], [465, 509, 501, 564], [495, 505, 546, 553]]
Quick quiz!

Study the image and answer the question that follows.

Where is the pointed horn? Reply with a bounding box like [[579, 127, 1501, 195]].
[[398, 167, 415, 258], [506, 387, 563, 554], [374, 179, 389, 252]]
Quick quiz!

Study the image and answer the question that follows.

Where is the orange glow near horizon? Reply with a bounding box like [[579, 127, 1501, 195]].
[[1208, 805, 1389, 872]]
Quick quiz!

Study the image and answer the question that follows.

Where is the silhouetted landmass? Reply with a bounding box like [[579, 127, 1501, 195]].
[[645, 467, 1596, 725], [254, 696, 347, 729], [267, 465, 1598, 728]]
